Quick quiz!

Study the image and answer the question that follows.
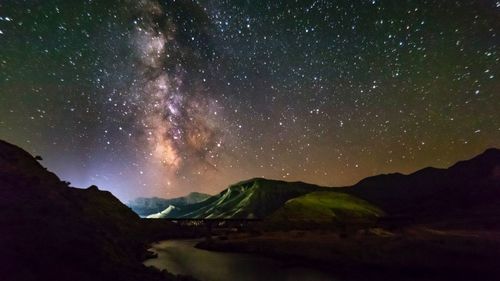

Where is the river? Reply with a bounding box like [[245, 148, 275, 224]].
[[144, 239, 338, 281]]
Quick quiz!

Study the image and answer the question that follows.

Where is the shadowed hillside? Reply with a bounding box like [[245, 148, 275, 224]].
[[0, 140, 190, 281], [344, 148, 500, 226]]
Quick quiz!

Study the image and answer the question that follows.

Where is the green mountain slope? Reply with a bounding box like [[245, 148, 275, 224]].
[[268, 191, 384, 224], [160, 178, 327, 219]]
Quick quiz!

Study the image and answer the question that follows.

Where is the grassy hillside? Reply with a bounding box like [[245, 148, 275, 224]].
[[268, 191, 384, 225]]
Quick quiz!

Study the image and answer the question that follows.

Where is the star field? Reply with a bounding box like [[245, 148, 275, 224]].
[[0, 0, 498, 200]]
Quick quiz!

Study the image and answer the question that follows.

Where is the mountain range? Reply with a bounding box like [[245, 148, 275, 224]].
[[137, 148, 500, 227], [128, 192, 210, 217], [1, 137, 499, 280], [140, 178, 328, 219]]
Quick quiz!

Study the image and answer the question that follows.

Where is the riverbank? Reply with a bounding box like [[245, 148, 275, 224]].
[[196, 227, 500, 281], [144, 239, 336, 281]]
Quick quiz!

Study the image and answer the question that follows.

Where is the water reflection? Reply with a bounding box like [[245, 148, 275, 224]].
[[144, 239, 337, 281]]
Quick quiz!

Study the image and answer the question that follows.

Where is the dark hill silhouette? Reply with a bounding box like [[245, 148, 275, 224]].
[[344, 148, 500, 224], [0, 140, 188, 281]]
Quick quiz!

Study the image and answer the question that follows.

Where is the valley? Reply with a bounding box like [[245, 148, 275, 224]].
[[2, 139, 500, 281], [130, 147, 500, 281]]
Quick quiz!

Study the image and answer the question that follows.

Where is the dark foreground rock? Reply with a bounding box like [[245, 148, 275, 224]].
[[0, 140, 193, 281]]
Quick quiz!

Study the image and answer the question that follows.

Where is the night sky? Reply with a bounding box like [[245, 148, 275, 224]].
[[0, 0, 498, 201]]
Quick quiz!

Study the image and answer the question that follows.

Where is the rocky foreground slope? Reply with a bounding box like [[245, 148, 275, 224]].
[[0, 140, 188, 281]]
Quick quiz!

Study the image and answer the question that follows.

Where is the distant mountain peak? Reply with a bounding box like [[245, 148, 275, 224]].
[[127, 191, 211, 217], [483, 147, 500, 154]]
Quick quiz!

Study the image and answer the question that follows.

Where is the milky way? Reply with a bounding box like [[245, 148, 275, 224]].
[[130, 0, 224, 186], [0, 0, 498, 200]]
